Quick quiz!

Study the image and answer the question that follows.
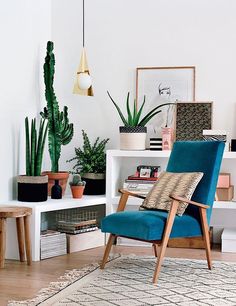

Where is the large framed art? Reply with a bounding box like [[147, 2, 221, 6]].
[[135, 66, 196, 136], [136, 66, 195, 106]]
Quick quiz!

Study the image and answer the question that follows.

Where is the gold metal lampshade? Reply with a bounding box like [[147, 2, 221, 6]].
[[73, 48, 94, 96]]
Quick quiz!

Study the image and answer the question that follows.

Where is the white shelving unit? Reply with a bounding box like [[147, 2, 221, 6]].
[[106, 149, 236, 249], [1, 195, 106, 261]]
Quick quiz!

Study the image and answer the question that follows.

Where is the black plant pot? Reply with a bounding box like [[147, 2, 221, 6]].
[[82, 173, 106, 195], [17, 175, 48, 202]]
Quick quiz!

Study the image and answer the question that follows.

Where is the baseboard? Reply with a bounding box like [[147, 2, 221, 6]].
[[116, 228, 213, 249], [116, 237, 152, 247]]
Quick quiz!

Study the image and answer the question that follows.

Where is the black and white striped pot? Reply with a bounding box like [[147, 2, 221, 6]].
[[119, 126, 147, 150]]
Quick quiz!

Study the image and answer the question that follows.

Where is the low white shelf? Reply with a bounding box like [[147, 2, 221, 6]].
[[1, 195, 106, 261]]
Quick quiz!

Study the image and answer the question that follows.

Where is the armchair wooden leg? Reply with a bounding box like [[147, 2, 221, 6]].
[[153, 200, 179, 284], [199, 208, 212, 270], [153, 244, 158, 257], [100, 234, 116, 269]]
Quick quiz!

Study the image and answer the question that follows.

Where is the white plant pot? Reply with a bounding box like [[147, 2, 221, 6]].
[[119, 126, 147, 150]]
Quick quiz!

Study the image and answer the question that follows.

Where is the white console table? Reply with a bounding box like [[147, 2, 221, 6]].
[[1, 195, 106, 261], [106, 149, 236, 248]]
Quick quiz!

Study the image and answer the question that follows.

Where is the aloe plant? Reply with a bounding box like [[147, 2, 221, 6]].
[[25, 117, 48, 176], [107, 91, 174, 127], [41, 41, 74, 173]]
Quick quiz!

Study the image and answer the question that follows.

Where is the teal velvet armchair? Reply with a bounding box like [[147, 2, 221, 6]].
[[100, 141, 225, 284]]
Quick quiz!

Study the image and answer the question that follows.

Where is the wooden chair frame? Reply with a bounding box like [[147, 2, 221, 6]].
[[101, 189, 211, 284]]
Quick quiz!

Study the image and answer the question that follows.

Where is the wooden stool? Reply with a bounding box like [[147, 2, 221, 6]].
[[0, 206, 32, 268]]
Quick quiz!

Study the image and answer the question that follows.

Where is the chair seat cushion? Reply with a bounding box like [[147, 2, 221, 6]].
[[101, 210, 202, 241]]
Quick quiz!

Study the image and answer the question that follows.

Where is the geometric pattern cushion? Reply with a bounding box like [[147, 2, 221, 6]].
[[140, 171, 203, 216]]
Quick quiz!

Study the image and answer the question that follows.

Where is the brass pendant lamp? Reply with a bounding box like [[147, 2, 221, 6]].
[[73, 0, 94, 96]]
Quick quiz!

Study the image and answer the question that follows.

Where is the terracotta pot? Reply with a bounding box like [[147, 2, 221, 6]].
[[70, 186, 85, 199], [42, 171, 69, 196]]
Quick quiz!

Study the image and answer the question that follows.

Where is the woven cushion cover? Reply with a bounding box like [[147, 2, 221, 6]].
[[140, 171, 203, 216]]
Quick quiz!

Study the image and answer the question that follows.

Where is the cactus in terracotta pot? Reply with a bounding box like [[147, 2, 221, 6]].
[[40, 41, 74, 195], [69, 175, 86, 199], [41, 41, 74, 173]]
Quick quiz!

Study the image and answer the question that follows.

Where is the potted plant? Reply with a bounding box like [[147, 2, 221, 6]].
[[17, 117, 48, 202], [41, 41, 74, 195], [107, 91, 173, 150], [69, 174, 86, 199], [67, 130, 109, 195]]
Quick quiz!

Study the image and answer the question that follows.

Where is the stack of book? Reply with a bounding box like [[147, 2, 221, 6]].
[[40, 230, 67, 260], [57, 219, 98, 235], [123, 165, 161, 195], [123, 178, 156, 195]]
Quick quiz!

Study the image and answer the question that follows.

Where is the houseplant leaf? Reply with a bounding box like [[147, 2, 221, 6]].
[[107, 91, 128, 126]]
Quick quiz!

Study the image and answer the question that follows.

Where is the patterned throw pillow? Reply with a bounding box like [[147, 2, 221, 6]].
[[140, 171, 203, 216]]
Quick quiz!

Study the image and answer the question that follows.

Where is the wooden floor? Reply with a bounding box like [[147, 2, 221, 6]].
[[1, 245, 236, 306]]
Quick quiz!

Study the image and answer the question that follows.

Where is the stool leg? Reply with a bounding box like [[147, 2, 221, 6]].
[[16, 217, 26, 262], [0, 218, 6, 268], [24, 215, 32, 266]]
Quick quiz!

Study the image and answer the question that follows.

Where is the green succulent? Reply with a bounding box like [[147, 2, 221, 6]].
[[67, 130, 109, 174], [107, 91, 174, 127], [69, 175, 86, 186], [25, 117, 48, 176]]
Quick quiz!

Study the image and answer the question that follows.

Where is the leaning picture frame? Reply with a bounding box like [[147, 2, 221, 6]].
[[136, 66, 196, 106], [135, 66, 196, 138], [175, 102, 213, 141]]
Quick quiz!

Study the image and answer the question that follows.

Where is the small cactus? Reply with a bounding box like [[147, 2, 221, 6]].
[[69, 174, 86, 186]]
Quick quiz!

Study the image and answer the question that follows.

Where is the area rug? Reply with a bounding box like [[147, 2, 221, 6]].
[[8, 255, 236, 306]]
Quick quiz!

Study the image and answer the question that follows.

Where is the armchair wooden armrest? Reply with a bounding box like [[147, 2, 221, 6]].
[[170, 194, 209, 209], [116, 189, 146, 212], [119, 189, 146, 200]]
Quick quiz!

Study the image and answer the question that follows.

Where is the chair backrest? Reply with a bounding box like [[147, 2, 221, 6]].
[[166, 141, 224, 223]]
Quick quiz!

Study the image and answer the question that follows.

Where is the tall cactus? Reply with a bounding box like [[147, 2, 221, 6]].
[[41, 41, 74, 173], [25, 117, 48, 176]]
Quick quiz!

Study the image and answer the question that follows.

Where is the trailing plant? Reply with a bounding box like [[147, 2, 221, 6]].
[[69, 174, 86, 187], [40, 41, 74, 173], [25, 117, 48, 176], [107, 91, 174, 127], [67, 130, 109, 174]]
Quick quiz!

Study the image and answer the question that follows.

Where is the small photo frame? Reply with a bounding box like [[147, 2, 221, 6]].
[[139, 168, 152, 178]]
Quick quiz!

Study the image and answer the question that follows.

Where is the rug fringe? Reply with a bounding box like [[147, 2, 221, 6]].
[[7, 254, 120, 306]]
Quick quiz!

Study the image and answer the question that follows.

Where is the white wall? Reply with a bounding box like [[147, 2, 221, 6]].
[[0, 0, 51, 200], [51, 0, 236, 173], [1, 0, 236, 200]]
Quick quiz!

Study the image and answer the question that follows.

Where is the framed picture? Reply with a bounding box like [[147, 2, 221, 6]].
[[139, 168, 151, 178], [135, 66, 196, 137], [175, 102, 213, 141]]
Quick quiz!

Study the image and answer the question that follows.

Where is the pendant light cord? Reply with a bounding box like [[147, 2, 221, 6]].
[[82, 0, 85, 47]]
